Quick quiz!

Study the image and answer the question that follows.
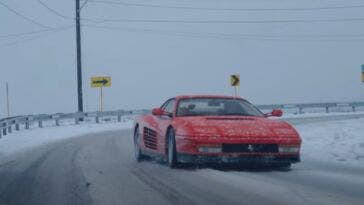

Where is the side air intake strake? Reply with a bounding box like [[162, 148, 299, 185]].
[[143, 127, 157, 150]]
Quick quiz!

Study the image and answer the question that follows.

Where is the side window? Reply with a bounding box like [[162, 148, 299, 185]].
[[162, 99, 176, 114]]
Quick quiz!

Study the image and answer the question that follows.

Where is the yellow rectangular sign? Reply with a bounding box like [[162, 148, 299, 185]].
[[91, 76, 111, 87], [230, 75, 240, 87]]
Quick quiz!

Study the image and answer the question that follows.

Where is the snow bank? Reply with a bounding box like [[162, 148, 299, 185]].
[[282, 111, 364, 119], [0, 121, 133, 158], [296, 118, 364, 167]]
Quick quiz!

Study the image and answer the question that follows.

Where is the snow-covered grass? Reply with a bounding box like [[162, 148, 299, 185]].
[[296, 118, 364, 167], [282, 111, 364, 119], [0, 120, 133, 158]]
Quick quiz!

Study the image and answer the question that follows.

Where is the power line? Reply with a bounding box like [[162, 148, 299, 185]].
[[84, 25, 364, 42], [84, 17, 364, 24], [0, 1, 52, 28], [81, 0, 90, 9], [84, 24, 364, 39], [88, 0, 364, 11], [36, 0, 73, 20], [0, 28, 55, 39], [0, 26, 73, 48]]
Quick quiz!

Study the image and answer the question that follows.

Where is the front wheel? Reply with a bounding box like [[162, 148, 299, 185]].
[[167, 129, 178, 168], [134, 127, 144, 162]]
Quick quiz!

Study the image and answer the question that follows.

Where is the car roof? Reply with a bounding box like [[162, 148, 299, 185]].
[[175, 95, 245, 100]]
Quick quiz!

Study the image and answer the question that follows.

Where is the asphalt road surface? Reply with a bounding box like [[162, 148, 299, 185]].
[[0, 129, 363, 205]]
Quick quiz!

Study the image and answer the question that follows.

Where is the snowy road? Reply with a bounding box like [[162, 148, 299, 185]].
[[0, 125, 363, 205]]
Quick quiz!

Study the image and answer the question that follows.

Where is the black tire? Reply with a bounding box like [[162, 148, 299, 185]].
[[167, 129, 178, 168], [134, 127, 144, 162]]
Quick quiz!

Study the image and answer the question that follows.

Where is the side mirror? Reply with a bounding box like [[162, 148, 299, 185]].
[[265, 109, 283, 117], [152, 108, 165, 116]]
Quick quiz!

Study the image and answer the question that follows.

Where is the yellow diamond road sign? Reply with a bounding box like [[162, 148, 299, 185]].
[[91, 76, 111, 87], [230, 75, 240, 87]]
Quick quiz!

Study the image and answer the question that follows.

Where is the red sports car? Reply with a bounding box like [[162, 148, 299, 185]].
[[133, 95, 301, 168]]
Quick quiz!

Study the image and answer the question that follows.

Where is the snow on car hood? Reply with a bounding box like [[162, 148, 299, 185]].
[[174, 116, 299, 139]]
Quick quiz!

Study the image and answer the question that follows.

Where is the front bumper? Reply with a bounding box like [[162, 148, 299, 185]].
[[177, 153, 300, 164]]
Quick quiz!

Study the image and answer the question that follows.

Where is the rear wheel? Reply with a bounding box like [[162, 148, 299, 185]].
[[167, 129, 178, 168], [134, 127, 144, 162]]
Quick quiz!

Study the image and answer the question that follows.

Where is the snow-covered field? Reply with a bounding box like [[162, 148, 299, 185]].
[[296, 118, 364, 167]]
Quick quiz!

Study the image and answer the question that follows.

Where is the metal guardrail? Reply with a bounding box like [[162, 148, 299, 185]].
[[256, 102, 364, 113], [0, 102, 364, 139], [0, 110, 140, 138]]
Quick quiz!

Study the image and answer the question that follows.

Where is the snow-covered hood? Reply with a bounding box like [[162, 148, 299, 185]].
[[174, 116, 300, 139]]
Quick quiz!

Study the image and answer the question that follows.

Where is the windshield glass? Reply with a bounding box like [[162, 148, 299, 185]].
[[176, 98, 264, 117]]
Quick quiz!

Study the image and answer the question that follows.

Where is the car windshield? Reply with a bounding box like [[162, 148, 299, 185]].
[[176, 98, 264, 117]]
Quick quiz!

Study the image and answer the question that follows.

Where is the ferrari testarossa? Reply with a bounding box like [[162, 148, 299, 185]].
[[133, 95, 301, 168]]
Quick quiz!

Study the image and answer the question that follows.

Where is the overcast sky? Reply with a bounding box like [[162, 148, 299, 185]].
[[1, 0, 364, 117]]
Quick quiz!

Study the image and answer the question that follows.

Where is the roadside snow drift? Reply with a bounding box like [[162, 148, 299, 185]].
[[296, 118, 364, 167], [0, 121, 133, 158]]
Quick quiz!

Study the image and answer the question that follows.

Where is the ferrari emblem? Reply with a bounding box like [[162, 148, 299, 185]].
[[247, 144, 254, 152]]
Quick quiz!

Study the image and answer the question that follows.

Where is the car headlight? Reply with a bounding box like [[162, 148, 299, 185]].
[[198, 145, 222, 153], [279, 145, 300, 153]]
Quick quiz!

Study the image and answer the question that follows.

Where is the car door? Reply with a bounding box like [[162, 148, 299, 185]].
[[152, 98, 176, 154]]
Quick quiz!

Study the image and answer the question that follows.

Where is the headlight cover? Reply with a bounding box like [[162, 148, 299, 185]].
[[198, 145, 222, 153], [279, 145, 300, 153]]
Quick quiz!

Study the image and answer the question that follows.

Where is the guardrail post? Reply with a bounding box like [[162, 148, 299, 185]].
[[15, 120, 20, 131], [25, 117, 30, 129], [96, 114, 100, 123], [299, 107, 303, 114], [352, 106, 356, 112], [38, 120, 43, 128], [75, 116, 79, 125], [55, 118, 60, 126], [325, 106, 329, 113], [8, 123, 12, 133], [117, 113, 121, 122], [2, 123, 7, 136]]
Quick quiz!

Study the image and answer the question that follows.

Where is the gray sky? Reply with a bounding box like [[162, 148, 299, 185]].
[[1, 0, 364, 117]]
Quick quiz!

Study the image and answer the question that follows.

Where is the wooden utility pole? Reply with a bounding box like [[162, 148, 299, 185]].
[[76, 0, 83, 112]]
